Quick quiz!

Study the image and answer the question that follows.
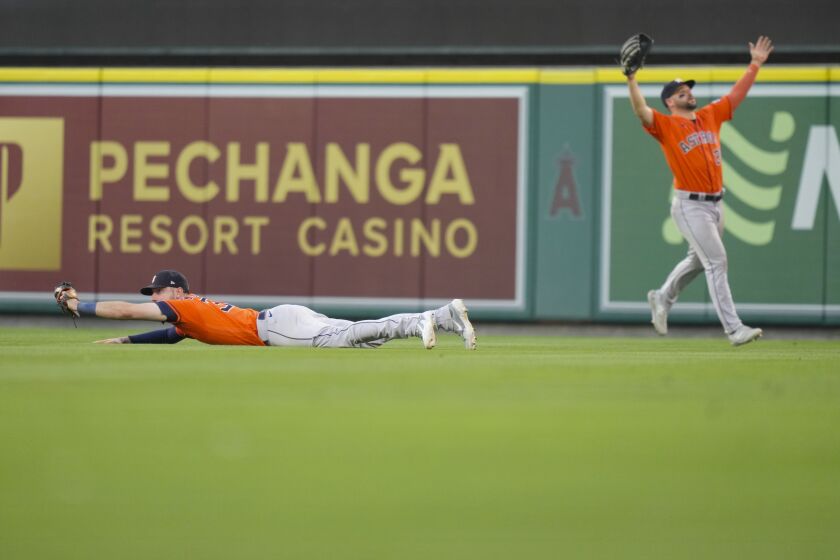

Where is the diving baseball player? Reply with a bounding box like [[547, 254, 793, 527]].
[[54, 270, 476, 350], [621, 35, 773, 346]]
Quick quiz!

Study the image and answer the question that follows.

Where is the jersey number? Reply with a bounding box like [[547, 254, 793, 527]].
[[199, 297, 234, 313]]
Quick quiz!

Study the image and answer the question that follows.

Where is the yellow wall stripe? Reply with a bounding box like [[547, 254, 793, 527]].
[[0, 66, 838, 85], [316, 68, 426, 83], [0, 67, 101, 82], [425, 68, 541, 83], [209, 68, 317, 83], [540, 69, 597, 84], [101, 68, 210, 83]]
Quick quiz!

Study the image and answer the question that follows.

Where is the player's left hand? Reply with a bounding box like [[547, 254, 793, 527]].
[[619, 33, 654, 77], [749, 36, 773, 65], [54, 281, 80, 318], [94, 337, 129, 344]]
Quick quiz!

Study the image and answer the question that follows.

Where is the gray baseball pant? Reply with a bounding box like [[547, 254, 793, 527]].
[[255, 304, 425, 348], [659, 196, 744, 334]]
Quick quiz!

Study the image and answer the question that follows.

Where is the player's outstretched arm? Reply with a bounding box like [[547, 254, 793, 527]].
[[65, 297, 167, 321], [627, 73, 654, 126], [729, 36, 774, 110]]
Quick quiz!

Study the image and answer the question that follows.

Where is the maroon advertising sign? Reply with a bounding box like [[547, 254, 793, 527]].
[[0, 85, 526, 310]]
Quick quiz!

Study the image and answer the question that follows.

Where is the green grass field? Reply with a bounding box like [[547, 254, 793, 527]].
[[1, 326, 839, 559]]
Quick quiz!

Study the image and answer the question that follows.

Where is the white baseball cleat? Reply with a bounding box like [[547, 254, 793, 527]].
[[728, 325, 763, 347], [448, 299, 476, 350], [647, 289, 668, 336], [419, 310, 437, 349]]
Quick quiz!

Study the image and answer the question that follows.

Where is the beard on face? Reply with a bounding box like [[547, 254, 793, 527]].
[[672, 97, 696, 111]]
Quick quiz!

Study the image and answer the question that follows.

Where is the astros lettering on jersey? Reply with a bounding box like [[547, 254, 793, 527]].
[[644, 96, 732, 194]]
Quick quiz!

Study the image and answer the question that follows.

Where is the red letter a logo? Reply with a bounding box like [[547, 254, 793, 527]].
[[550, 148, 582, 218]]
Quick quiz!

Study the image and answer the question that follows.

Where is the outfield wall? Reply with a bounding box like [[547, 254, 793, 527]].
[[1, 67, 838, 324]]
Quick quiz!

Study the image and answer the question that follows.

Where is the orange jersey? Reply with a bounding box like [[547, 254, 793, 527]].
[[157, 295, 265, 346], [643, 95, 732, 193]]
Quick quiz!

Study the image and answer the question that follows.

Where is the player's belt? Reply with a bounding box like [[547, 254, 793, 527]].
[[256, 309, 271, 346], [676, 190, 724, 202]]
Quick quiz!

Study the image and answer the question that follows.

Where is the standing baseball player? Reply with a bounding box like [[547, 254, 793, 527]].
[[54, 270, 476, 350], [624, 36, 773, 346]]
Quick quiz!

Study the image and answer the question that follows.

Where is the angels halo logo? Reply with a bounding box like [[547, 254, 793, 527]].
[[0, 117, 64, 270]]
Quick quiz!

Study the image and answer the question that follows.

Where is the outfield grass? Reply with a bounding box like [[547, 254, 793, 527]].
[[1, 327, 839, 559]]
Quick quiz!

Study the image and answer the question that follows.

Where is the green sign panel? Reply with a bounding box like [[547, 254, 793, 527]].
[[602, 84, 840, 322]]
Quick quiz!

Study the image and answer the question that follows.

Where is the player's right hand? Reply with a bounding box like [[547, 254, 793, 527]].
[[94, 337, 129, 344], [749, 35, 773, 65]]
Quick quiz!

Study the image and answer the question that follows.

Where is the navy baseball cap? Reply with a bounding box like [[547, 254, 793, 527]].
[[661, 78, 696, 106], [140, 270, 190, 295]]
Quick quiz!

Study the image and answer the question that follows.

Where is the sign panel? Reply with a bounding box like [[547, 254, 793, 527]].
[[0, 85, 528, 310], [602, 84, 840, 320]]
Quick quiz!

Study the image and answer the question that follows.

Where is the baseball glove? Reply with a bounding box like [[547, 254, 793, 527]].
[[619, 33, 654, 76], [54, 281, 80, 318]]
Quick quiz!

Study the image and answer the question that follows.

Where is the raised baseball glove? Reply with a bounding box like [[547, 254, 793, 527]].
[[619, 33, 654, 76], [54, 281, 80, 318]]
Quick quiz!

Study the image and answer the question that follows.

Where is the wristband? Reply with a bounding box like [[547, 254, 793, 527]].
[[77, 301, 97, 316]]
